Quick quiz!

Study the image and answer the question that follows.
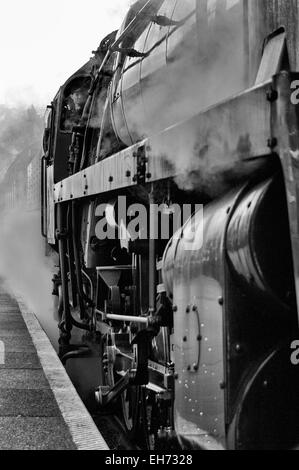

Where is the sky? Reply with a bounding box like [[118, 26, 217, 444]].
[[0, 0, 132, 108]]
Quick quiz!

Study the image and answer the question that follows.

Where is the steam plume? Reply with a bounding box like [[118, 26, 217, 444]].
[[0, 207, 59, 350]]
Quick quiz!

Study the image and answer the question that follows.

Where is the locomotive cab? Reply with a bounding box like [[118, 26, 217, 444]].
[[48, 69, 91, 183], [54, 73, 91, 182]]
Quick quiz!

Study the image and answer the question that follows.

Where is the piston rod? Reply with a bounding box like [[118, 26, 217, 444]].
[[96, 309, 149, 325]]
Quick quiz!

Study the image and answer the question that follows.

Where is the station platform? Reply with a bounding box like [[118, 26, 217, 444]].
[[0, 281, 108, 450]]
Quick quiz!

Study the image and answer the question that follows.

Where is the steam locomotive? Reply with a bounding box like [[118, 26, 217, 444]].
[[40, 0, 299, 450]]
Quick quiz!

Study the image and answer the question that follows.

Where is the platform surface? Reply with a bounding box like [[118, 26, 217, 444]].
[[0, 281, 108, 450]]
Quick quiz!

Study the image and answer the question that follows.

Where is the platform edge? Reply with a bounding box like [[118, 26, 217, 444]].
[[15, 296, 109, 451]]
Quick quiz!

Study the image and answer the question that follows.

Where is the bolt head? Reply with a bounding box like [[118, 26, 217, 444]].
[[266, 89, 278, 102], [219, 381, 226, 390]]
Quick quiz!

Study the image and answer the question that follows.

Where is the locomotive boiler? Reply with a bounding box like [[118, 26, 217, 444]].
[[41, 0, 299, 449]]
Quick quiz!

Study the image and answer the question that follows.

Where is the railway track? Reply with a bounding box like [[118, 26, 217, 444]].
[[92, 412, 138, 450]]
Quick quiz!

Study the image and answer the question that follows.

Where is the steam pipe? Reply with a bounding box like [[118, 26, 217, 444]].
[[71, 200, 89, 319], [70, 315, 90, 331], [57, 203, 72, 350], [107, 314, 148, 325], [60, 345, 91, 365], [67, 205, 78, 308], [132, 254, 138, 316], [149, 188, 156, 314], [95, 309, 149, 325], [59, 309, 91, 332], [109, 1, 159, 53], [60, 204, 117, 333], [41, 156, 47, 238], [91, 1, 158, 93], [82, 269, 94, 301], [80, 91, 98, 171]]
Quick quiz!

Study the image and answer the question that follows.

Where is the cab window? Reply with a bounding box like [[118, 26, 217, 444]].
[[60, 77, 90, 132]]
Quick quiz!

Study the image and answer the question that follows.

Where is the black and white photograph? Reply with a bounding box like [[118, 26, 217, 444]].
[[1, 0, 299, 456]]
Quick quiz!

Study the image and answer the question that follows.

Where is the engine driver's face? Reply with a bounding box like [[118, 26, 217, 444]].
[[71, 91, 87, 108]]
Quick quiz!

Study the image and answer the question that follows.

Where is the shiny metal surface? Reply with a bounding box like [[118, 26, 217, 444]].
[[54, 80, 272, 203], [110, 0, 299, 147], [231, 344, 299, 450], [111, 0, 246, 146], [227, 180, 272, 293], [147, 81, 272, 185], [248, 1, 299, 84], [162, 188, 244, 449], [227, 176, 296, 307], [54, 142, 141, 203], [272, 72, 299, 323]]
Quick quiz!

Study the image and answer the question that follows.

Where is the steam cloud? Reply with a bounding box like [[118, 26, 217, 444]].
[[0, 207, 59, 350], [109, 0, 261, 196]]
